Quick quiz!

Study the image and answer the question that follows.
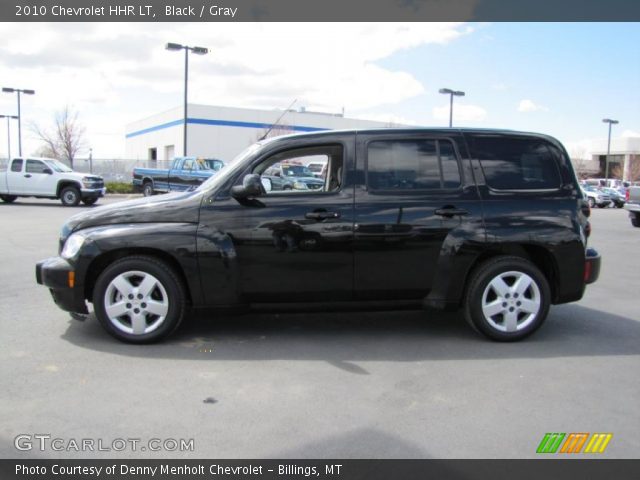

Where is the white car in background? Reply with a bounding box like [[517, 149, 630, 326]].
[[0, 157, 105, 206], [581, 185, 612, 208]]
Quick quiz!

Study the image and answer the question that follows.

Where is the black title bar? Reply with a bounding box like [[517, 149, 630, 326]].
[[2, 459, 640, 480], [2, 0, 640, 22]]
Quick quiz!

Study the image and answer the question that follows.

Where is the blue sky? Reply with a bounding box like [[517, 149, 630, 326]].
[[372, 23, 640, 143], [0, 22, 637, 158]]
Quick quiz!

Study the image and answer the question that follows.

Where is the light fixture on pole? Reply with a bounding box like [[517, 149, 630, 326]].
[[2, 87, 35, 157], [165, 43, 209, 156], [602, 118, 619, 182], [0, 114, 18, 160], [439, 88, 465, 128]]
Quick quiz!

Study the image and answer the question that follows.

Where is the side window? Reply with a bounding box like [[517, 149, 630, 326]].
[[254, 145, 343, 194], [11, 159, 23, 172], [367, 139, 461, 191], [26, 160, 47, 174], [470, 136, 562, 190]]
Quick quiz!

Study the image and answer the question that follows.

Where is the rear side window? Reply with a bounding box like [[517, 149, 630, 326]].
[[471, 136, 562, 190], [11, 159, 23, 172], [367, 139, 461, 191]]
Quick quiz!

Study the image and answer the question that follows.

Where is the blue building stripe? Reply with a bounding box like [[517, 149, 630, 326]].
[[126, 117, 329, 138]]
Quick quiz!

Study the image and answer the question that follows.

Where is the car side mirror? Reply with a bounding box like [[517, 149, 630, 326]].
[[231, 173, 266, 200], [43, 168, 53, 175]]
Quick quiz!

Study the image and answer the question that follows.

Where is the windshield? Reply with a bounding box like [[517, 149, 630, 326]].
[[281, 165, 313, 177], [197, 143, 263, 192], [202, 159, 224, 171], [44, 159, 73, 173]]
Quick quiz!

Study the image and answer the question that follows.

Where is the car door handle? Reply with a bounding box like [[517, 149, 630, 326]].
[[305, 211, 340, 220], [24, 174, 32, 178], [435, 207, 469, 217]]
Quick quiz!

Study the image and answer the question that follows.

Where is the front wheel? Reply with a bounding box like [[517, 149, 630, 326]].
[[588, 197, 595, 208], [60, 186, 81, 206], [631, 214, 640, 228], [92, 256, 187, 343], [0, 195, 17, 203], [464, 256, 550, 341], [82, 197, 99, 206]]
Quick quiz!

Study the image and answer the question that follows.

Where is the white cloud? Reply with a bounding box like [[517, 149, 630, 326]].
[[0, 22, 474, 156], [518, 99, 549, 112], [433, 103, 487, 123], [622, 129, 640, 138]]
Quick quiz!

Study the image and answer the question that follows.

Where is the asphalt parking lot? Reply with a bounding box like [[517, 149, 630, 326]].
[[1, 196, 638, 459]]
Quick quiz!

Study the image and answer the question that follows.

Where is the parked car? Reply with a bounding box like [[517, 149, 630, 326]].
[[305, 162, 327, 178], [581, 186, 612, 208], [624, 186, 640, 227], [36, 128, 600, 343], [601, 187, 625, 208], [262, 163, 324, 191], [133, 157, 225, 196], [0, 157, 105, 206]]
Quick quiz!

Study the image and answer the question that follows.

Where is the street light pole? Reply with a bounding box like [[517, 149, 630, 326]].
[[602, 118, 619, 183], [2, 87, 35, 157], [0, 114, 18, 160], [166, 43, 209, 157], [439, 88, 465, 127]]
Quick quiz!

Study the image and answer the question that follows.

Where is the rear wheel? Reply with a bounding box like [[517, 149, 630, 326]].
[[82, 197, 99, 206], [92, 256, 187, 343], [0, 195, 17, 203], [142, 181, 154, 197], [464, 256, 550, 341], [631, 214, 640, 228], [60, 186, 81, 206]]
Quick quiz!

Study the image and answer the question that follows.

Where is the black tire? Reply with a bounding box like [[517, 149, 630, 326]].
[[0, 195, 17, 203], [282, 184, 293, 191], [92, 256, 187, 343], [142, 181, 154, 197], [631, 215, 640, 228], [60, 186, 81, 206], [588, 197, 595, 208], [82, 197, 99, 206], [463, 256, 551, 342]]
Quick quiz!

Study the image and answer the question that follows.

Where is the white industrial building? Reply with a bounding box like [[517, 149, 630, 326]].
[[125, 104, 392, 163], [572, 136, 640, 181]]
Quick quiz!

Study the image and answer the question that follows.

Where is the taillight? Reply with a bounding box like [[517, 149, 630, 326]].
[[626, 189, 630, 201], [584, 260, 592, 282], [585, 221, 591, 238]]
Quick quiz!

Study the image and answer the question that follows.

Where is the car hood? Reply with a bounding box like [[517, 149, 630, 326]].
[[64, 191, 203, 234]]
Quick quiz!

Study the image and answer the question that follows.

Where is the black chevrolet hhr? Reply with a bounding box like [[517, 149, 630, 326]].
[[36, 128, 601, 343]]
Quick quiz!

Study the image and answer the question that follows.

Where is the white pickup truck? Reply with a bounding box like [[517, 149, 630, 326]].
[[624, 186, 640, 227], [0, 157, 105, 206]]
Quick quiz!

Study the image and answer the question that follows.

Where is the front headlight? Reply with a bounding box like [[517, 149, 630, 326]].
[[293, 181, 309, 190], [61, 233, 86, 259]]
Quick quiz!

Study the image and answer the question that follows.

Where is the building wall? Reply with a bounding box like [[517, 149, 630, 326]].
[[125, 104, 393, 162]]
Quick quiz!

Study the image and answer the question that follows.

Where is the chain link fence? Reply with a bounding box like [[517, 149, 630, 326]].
[[0, 157, 172, 183]]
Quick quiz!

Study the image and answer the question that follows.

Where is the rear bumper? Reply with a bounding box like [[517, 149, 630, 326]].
[[36, 257, 88, 314], [584, 247, 601, 285]]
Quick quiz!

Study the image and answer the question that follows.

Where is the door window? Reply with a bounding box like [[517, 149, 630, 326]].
[[254, 145, 344, 194], [26, 160, 48, 174], [366, 139, 461, 191]]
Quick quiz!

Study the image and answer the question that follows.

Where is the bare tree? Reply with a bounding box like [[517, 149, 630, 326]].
[[31, 106, 87, 169]]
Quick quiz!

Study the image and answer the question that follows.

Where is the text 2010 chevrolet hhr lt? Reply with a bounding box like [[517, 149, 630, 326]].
[[36, 129, 601, 343]]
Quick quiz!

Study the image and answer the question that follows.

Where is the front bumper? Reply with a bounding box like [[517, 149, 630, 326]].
[[80, 187, 106, 198], [36, 257, 88, 314], [584, 247, 601, 285]]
